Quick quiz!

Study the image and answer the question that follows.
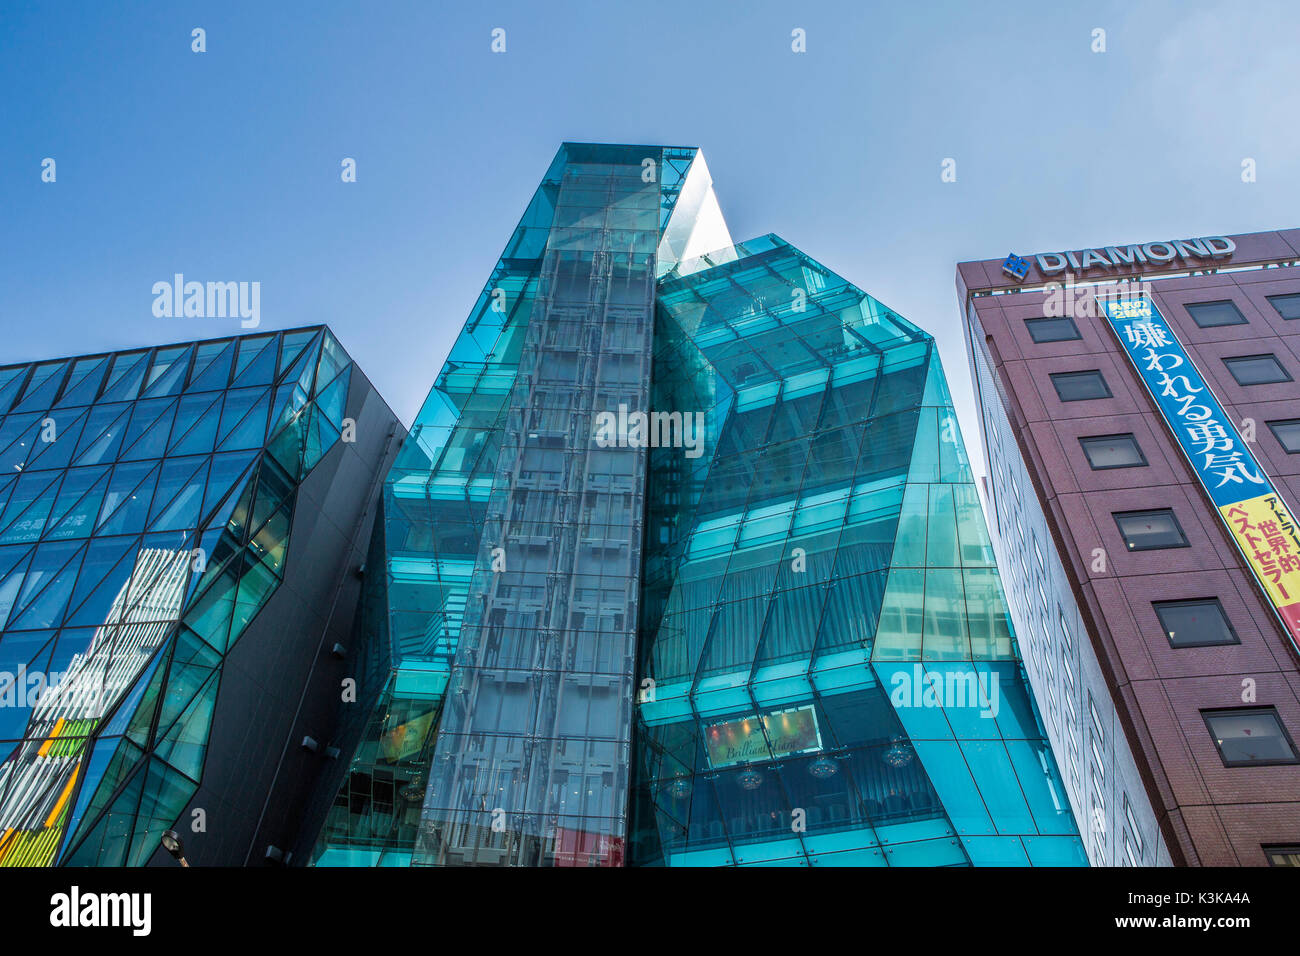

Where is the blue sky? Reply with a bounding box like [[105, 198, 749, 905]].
[[3, 0, 1298, 477]]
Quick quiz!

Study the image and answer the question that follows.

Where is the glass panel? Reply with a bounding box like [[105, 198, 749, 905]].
[[14, 361, 68, 412], [1224, 354, 1290, 386], [1050, 370, 1110, 401], [1079, 434, 1145, 469], [1267, 419, 1300, 454], [1025, 316, 1080, 342], [1114, 509, 1188, 551], [1203, 708, 1298, 765], [1185, 299, 1247, 328], [55, 356, 110, 408], [1154, 599, 1238, 647], [1267, 293, 1300, 320]]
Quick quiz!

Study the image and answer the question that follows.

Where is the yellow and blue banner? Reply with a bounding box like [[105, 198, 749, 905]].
[[1100, 294, 1300, 648]]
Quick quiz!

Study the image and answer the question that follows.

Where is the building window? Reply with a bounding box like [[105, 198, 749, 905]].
[[1266, 293, 1300, 321], [1051, 370, 1111, 402], [1267, 419, 1300, 454], [1202, 707, 1299, 767], [1059, 610, 1073, 653], [1153, 598, 1240, 647], [1185, 299, 1247, 328], [1114, 509, 1189, 551], [1264, 845, 1300, 866], [1080, 433, 1147, 470], [1124, 795, 1143, 855], [1026, 316, 1082, 343], [1089, 694, 1105, 744], [1223, 354, 1292, 386], [1123, 832, 1139, 867]]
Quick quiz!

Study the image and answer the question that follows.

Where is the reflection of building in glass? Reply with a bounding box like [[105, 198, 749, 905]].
[[0, 327, 401, 866], [300, 144, 1084, 867], [0, 547, 188, 864]]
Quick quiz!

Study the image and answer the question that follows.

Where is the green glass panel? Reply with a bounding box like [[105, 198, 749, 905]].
[[61, 748, 146, 866], [125, 758, 196, 865], [152, 670, 219, 781], [315, 366, 350, 429], [180, 561, 238, 653], [278, 329, 318, 373], [228, 552, 278, 646]]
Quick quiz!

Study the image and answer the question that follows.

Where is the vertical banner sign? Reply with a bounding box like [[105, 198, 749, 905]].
[[1099, 294, 1300, 651]]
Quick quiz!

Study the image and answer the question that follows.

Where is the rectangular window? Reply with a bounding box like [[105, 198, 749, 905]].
[[1185, 299, 1247, 328], [1089, 694, 1105, 744], [1080, 433, 1147, 470], [1153, 598, 1240, 648], [1266, 293, 1300, 321], [1124, 795, 1143, 855], [1091, 764, 1106, 806], [1123, 832, 1139, 867], [1059, 610, 1073, 653], [1061, 646, 1075, 693], [1224, 353, 1292, 386], [1202, 707, 1299, 767], [1267, 419, 1300, 454], [1114, 509, 1189, 551], [1265, 845, 1300, 866], [1051, 370, 1112, 402], [1026, 316, 1082, 343]]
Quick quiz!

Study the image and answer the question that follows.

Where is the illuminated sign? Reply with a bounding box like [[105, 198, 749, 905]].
[[1033, 236, 1235, 275], [1099, 294, 1300, 649], [380, 709, 437, 762], [704, 705, 823, 769]]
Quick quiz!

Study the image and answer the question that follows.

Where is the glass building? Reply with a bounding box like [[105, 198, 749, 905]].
[[300, 143, 1085, 867], [0, 327, 401, 866]]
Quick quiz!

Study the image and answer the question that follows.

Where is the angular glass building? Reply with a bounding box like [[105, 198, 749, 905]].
[[300, 143, 1086, 867], [0, 327, 401, 866]]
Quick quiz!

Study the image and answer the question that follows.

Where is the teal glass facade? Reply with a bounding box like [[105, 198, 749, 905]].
[[631, 236, 1083, 866], [306, 143, 1085, 867], [0, 327, 374, 866]]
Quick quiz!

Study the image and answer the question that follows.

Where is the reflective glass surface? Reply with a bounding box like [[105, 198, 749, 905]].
[[0, 327, 355, 866], [314, 143, 1083, 867]]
